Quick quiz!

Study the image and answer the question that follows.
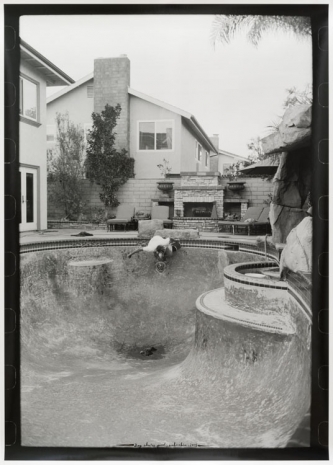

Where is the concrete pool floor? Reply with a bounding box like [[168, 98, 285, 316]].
[[19, 228, 310, 449]]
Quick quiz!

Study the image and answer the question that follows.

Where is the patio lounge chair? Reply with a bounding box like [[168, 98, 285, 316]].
[[218, 206, 271, 236], [151, 206, 173, 229], [106, 205, 135, 231]]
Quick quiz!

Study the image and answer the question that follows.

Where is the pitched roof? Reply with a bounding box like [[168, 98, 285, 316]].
[[47, 72, 93, 103], [211, 148, 248, 161], [128, 88, 217, 153], [46, 74, 217, 154], [20, 39, 74, 87]]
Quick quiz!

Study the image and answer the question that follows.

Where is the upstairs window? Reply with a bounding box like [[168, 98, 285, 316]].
[[205, 151, 209, 167], [196, 142, 202, 161], [20, 76, 38, 122], [139, 121, 173, 151], [87, 85, 94, 98]]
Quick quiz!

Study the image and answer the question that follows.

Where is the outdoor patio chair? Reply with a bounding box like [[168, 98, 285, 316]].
[[218, 206, 270, 235], [241, 206, 272, 235], [106, 205, 135, 231], [151, 206, 173, 229]]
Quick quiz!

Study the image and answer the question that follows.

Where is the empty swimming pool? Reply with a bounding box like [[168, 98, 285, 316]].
[[20, 242, 310, 448]]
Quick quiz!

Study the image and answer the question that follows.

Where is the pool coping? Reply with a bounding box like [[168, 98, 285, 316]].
[[19, 236, 280, 262]]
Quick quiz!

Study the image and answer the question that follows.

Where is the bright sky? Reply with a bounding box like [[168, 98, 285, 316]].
[[20, 14, 312, 157]]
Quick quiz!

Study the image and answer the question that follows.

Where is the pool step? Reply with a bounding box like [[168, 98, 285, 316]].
[[196, 288, 295, 336]]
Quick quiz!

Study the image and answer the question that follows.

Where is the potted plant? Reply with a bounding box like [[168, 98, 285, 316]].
[[157, 159, 174, 197], [227, 181, 246, 191], [225, 163, 246, 191]]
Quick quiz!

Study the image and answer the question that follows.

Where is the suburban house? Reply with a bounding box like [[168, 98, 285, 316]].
[[19, 39, 74, 231], [209, 136, 249, 174], [46, 55, 218, 179], [45, 54, 272, 230]]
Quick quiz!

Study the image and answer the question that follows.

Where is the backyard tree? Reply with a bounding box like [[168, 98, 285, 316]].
[[283, 84, 313, 109], [48, 112, 86, 220], [85, 103, 135, 210], [211, 15, 311, 47]]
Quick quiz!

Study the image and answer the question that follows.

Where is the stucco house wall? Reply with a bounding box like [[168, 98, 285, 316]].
[[20, 60, 48, 230], [45, 55, 218, 219], [19, 62, 47, 231], [46, 77, 94, 148], [19, 40, 73, 230], [20, 61, 47, 165], [129, 96, 182, 178], [181, 124, 210, 172], [215, 152, 248, 175]]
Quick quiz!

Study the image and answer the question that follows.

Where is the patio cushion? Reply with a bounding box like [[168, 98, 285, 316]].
[[257, 206, 270, 223], [242, 206, 264, 222], [151, 206, 170, 220], [106, 205, 135, 223]]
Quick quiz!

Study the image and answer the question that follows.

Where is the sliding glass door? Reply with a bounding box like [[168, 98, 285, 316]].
[[19, 167, 38, 231]]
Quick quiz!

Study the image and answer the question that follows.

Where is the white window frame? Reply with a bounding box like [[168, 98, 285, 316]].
[[196, 142, 202, 162], [19, 74, 40, 125], [137, 120, 174, 152]]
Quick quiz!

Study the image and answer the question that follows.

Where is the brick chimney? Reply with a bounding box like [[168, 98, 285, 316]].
[[209, 134, 220, 151], [94, 55, 130, 152]]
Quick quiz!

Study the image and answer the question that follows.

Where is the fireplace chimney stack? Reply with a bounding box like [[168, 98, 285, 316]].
[[210, 134, 220, 151], [93, 55, 130, 152]]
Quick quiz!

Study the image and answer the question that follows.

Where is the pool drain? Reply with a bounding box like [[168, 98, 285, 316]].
[[140, 347, 157, 356], [155, 261, 166, 273]]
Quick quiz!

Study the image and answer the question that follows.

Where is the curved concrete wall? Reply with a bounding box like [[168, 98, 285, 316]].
[[20, 243, 310, 447]]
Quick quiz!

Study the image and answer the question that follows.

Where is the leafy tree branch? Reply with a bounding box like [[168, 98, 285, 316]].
[[85, 104, 135, 208], [48, 112, 86, 220]]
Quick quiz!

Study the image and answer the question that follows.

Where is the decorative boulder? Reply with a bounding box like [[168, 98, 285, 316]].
[[261, 104, 312, 154], [269, 150, 311, 243], [154, 229, 199, 240], [270, 204, 307, 244], [279, 216, 312, 276], [137, 220, 164, 239]]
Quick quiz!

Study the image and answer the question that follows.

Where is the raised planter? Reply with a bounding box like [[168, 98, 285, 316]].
[[47, 220, 107, 230]]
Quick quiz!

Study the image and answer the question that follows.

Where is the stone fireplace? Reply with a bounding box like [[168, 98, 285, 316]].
[[173, 172, 224, 231]]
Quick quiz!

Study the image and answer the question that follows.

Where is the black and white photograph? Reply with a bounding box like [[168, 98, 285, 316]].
[[4, 3, 328, 458]]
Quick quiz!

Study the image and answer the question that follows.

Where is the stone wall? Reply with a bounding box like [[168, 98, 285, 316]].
[[174, 188, 224, 218], [180, 172, 220, 187], [173, 218, 219, 232]]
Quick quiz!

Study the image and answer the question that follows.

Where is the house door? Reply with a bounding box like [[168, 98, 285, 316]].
[[19, 167, 38, 231]]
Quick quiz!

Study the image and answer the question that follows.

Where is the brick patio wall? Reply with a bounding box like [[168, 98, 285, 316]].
[[47, 176, 272, 220], [48, 178, 181, 219], [221, 176, 273, 208]]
